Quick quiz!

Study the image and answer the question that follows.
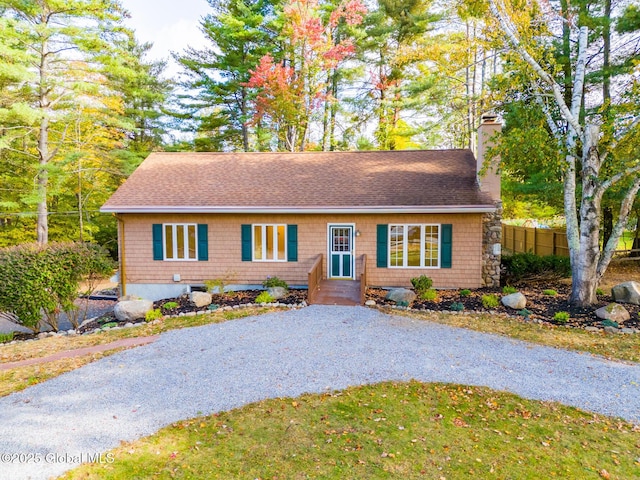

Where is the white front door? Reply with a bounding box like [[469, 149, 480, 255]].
[[328, 225, 355, 279]]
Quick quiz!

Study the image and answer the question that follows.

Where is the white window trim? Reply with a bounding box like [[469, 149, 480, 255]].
[[388, 224, 441, 269], [163, 223, 198, 261], [252, 224, 287, 262]]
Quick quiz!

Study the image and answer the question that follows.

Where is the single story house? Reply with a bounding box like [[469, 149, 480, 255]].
[[101, 117, 502, 301]]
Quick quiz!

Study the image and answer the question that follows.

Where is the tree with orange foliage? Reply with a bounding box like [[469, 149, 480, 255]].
[[246, 0, 366, 151]]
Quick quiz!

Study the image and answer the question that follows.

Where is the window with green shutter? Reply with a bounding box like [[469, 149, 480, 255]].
[[153, 223, 208, 261], [244, 224, 298, 262], [384, 224, 451, 268]]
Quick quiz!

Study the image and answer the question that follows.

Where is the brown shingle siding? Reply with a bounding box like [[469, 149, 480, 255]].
[[119, 213, 484, 289]]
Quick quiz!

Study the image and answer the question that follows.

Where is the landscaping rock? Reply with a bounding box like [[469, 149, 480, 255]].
[[365, 299, 376, 306], [385, 288, 416, 304], [611, 281, 640, 305], [603, 326, 619, 334], [595, 303, 630, 323], [501, 292, 527, 309], [190, 291, 212, 308], [267, 287, 287, 300], [585, 326, 600, 333], [114, 299, 153, 322]]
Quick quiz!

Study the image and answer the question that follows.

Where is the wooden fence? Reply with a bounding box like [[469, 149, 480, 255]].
[[502, 224, 570, 257]]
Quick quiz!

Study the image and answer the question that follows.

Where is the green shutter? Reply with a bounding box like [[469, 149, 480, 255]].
[[287, 224, 298, 262], [197, 224, 208, 261], [241, 224, 252, 261], [152, 224, 163, 261], [376, 224, 388, 268], [441, 224, 452, 268]]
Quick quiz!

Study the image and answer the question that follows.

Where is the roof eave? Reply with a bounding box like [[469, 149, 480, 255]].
[[101, 205, 497, 214]]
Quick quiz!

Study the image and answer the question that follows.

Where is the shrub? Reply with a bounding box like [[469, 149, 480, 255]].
[[262, 276, 289, 291], [553, 311, 570, 324], [145, 308, 163, 322], [205, 271, 237, 295], [596, 288, 605, 296], [459, 289, 472, 297], [518, 308, 532, 319], [501, 252, 571, 284], [255, 291, 275, 304], [0, 242, 114, 332], [0, 332, 14, 343], [397, 300, 409, 307], [601, 319, 619, 328], [543, 289, 558, 296], [411, 275, 433, 294], [450, 302, 464, 312], [162, 301, 179, 311], [420, 289, 438, 301], [482, 294, 499, 309], [502, 286, 518, 294]]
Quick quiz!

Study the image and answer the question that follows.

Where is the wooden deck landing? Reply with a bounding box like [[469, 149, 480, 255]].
[[312, 280, 362, 306]]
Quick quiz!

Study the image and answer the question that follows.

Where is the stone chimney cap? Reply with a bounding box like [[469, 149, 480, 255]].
[[481, 113, 499, 123]]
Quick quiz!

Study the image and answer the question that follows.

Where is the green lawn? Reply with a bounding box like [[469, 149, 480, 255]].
[[62, 381, 640, 479]]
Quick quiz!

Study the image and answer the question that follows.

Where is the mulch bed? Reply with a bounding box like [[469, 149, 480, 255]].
[[367, 283, 640, 330], [73, 289, 308, 335], [7, 284, 639, 343]]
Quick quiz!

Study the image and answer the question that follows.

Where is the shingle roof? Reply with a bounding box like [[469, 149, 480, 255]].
[[101, 150, 496, 213]]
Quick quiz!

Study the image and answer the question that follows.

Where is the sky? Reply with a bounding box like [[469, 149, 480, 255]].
[[120, 0, 211, 75]]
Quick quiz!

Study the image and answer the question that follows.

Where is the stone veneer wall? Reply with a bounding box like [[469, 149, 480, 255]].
[[482, 202, 503, 287]]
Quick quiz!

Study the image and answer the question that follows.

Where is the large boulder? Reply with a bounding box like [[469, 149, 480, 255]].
[[114, 299, 153, 322], [611, 281, 640, 305], [595, 303, 630, 323], [190, 291, 212, 308], [501, 292, 527, 309], [385, 288, 416, 305], [267, 287, 287, 300]]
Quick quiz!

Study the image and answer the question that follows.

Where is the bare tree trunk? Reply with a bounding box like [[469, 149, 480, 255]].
[[559, 0, 572, 106], [603, 207, 613, 247], [465, 20, 473, 150], [240, 88, 249, 152], [632, 208, 640, 257], [603, 0, 611, 106], [36, 27, 50, 245], [572, 125, 602, 307], [329, 69, 338, 151], [322, 73, 331, 152]]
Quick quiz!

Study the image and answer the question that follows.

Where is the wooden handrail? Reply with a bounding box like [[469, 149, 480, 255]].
[[307, 254, 323, 305], [359, 254, 367, 304]]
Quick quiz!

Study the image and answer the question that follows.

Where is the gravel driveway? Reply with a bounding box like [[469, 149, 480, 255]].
[[1, 305, 639, 480]]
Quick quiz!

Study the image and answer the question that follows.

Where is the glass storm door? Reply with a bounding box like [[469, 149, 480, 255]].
[[329, 225, 354, 279]]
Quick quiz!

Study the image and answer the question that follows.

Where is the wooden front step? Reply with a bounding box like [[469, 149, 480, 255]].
[[312, 279, 361, 306]]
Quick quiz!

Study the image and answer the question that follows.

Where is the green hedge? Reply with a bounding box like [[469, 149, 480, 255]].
[[0, 243, 114, 332], [501, 252, 571, 284]]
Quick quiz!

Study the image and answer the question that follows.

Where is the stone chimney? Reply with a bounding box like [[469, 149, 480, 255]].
[[477, 113, 502, 288], [477, 113, 501, 203]]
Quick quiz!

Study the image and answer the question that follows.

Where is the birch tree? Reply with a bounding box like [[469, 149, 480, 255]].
[[488, 0, 640, 306]]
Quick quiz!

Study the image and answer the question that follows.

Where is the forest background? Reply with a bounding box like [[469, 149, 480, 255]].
[[0, 0, 639, 305]]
